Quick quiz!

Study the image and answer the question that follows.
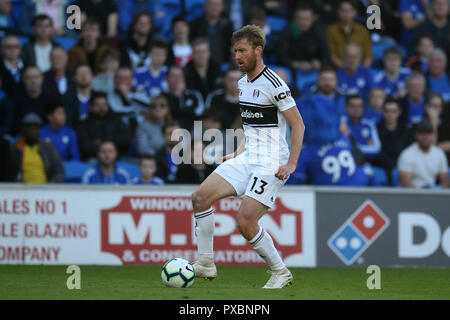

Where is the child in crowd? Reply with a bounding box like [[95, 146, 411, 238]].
[[132, 155, 164, 185]]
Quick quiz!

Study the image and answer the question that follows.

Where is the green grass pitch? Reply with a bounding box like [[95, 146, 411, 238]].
[[0, 265, 449, 300]]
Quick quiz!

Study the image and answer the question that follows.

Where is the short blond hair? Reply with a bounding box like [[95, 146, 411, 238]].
[[231, 25, 266, 49]]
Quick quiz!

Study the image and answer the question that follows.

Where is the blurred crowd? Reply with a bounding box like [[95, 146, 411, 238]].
[[0, 0, 449, 188]]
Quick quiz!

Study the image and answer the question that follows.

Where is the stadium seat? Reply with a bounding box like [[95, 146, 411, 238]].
[[391, 168, 400, 187], [116, 161, 141, 179], [266, 16, 288, 33], [18, 36, 29, 46], [63, 161, 91, 183], [371, 166, 388, 186], [10, 0, 24, 24], [52, 36, 77, 51], [295, 70, 318, 95]]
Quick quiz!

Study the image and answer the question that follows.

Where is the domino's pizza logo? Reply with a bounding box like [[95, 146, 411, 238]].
[[328, 200, 390, 265]]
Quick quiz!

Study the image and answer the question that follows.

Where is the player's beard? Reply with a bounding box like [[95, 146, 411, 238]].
[[239, 54, 257, 73]]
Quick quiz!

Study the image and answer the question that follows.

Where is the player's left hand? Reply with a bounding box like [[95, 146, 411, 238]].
[[275, 163, 296, 181]]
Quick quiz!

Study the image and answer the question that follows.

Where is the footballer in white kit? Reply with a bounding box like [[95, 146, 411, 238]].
[[190, 25, 305, 289]]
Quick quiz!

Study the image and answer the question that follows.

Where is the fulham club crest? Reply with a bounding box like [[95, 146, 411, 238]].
[[253, 89, 260, 98]]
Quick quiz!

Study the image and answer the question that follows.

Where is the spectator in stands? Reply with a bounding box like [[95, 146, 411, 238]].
[[428, 94, 450, 163], [14, 112, 65, 183], [246, 5, 277, 63], [91, 49, 120, 94], [68, 18, 110, 74], [399, 0, 427, 50], [288, 94, 376, 186], [297, 66, 347, 145], [77, 92, 132, 160], [398, 120, 449, 188], [327, 0, 372, 68], [132, 155, 164, 185], [406, 34, 435, 73], [134, 40, 169, 98], [73, 63, 94, 121], [364, 87, 386, 124], [376, 98, 414, 185], [119, 12, 155, 69], [189, 0, 234, 64], [136, 94, 172, 157], [21, 14, 55, 73], [19, 0, 68, 37], [176, 140, 215, 184], [108, 67, 150, 131], [344, 94, 381, 160], [0, 0, 19, 33], [183, 38, 222, 100], [167, 16, 192, 67], [205, 67, 242, 129], [12, 65, 59, 135], [277, 4, 330, 73], [117, 0, 166, 37], [427, 48, 450, 102], [399, 72, 427, 126], [0, 35, 24, 93], [40, 101, 80, 162], [373, 47, 411, 98], [155, 123, 183, 183], [0, 136, 18, 182], [43, 46, 78, 127], [164, 65, 205, 131], [414, 0, 449, 52], [337, 42, 374, 101], [0, 73, 13, 138], [82, 141, 131, 184], [274, 67, 299, 99], [75, 0, 118, 37]]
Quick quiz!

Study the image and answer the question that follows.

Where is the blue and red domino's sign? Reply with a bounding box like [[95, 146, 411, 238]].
[[328, 200, 390, 265]]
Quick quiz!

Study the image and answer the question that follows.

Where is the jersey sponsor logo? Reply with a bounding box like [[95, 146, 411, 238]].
[[240, 105, 278, 125], [274, 91, 291, 102], [241, 109, 264, 119], [328, 200, 390, 265]]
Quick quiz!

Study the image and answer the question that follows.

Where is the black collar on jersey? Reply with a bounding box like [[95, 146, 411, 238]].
[[248, 66, 266, 83]]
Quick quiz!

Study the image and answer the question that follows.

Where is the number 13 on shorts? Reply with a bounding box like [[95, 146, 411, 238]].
[[244, 172, 286, 209]]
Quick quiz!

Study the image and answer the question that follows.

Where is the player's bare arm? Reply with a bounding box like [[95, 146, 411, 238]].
[[275, 107, 305, 180]]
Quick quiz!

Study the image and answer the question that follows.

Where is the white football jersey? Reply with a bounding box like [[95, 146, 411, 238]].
[[238, 66, 296, 166]]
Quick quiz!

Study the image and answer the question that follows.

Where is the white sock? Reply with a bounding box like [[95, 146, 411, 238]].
[[250, 226, 285, 271], [194, 207, 214, 261]]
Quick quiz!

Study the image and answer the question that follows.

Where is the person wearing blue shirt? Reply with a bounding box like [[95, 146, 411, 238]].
[[344, 95, 381, 160], [427, 48, 450, 103], [287, 94, 376, 186], [363, 88, 386, 124], [373, 47, 411, 98], [40, 102, 80, 161], [337, 43, 374, 101], [398, 0, 426, 50], [132, 155, 165, 185], [298, 66, 347, 145], [399, 72, 427, 126], [82, 141, 131, 184], [133, 40, 169, 99]]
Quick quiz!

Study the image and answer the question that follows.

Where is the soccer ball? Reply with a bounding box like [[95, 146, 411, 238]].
[[161, 258, 195, 288]]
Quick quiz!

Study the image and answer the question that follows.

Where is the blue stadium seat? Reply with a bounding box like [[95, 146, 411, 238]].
[[295, 70, 318, 94], [116, 161, 141, 179], [18, 36, 29, 46], [267, 65, 293, 86], [391, 168, 400, 187], [371, 166, 388, 186], [10, 0, 24, 24], [266, 16, 287, 33], [52, 36, 77, 51], [63, 161, 91, 183]]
